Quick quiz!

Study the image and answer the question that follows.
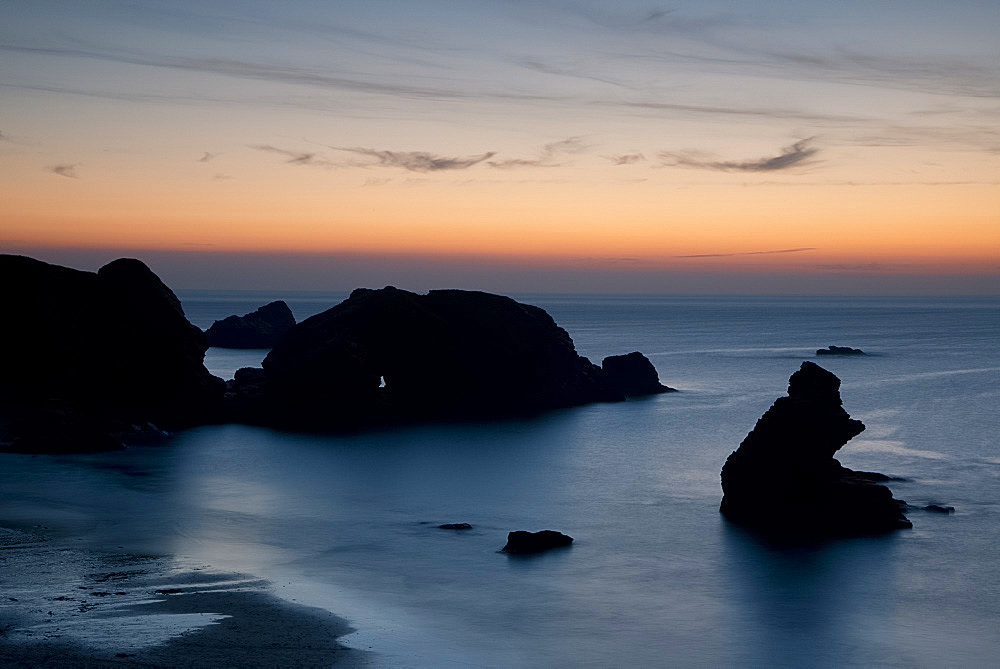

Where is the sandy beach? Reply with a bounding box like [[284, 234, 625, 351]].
[[0, 525, 367, 668]]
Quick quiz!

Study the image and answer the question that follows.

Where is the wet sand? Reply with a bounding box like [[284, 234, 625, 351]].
[[0, 526, 368, 668]]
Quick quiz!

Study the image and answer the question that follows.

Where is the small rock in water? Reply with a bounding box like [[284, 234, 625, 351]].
[[923, 504, 955, 514], [816, 345, 866, 356], [600, 351, 675, 396], [501, 530, 573, 554], [439, 523, 473, 530]]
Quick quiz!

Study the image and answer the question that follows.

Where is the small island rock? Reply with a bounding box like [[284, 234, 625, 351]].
[[601, 352, 676, 396], [206, 301, 296, 349], [246, 287, 625, 428], [720, 361, 910, 537], [502, 530, 574, 554], [816, 345, 866, 356]]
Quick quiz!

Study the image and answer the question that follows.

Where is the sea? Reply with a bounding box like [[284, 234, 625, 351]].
[[2, 292, 999, 667]]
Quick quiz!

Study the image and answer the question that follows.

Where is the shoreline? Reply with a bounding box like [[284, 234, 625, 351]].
[[0, 526, 368, 668]]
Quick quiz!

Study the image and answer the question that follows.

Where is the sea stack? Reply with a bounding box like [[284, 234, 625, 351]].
[[720, 361, 910, 537], [243, 286, 625, 428]]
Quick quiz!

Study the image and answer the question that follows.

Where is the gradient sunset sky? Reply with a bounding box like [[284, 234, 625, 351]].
[[2, 1, 998, 293]]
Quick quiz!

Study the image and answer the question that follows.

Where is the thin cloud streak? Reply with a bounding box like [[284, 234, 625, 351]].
[[249, 144, 332, 167], [609, 153, 646, 165], [660, 139, 819, 172], [676, 247, 817, 258], [46, 164, 79, 179], [489, 137, 586, 169], [332, 147, 496, 172]]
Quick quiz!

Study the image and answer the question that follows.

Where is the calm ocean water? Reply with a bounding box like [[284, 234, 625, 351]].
[[3, 292, 999, 666]]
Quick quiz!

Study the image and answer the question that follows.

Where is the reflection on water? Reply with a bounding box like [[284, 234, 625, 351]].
[[4, 294, 1000, 666], [722, 525, 904, 666], [5, 409, 998, 666]]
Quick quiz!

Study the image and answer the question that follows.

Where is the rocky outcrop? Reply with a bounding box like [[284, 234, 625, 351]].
[[240, 287, 626, 428], [601, 352, 675, 396], [0, 255, 224, 452], [720, 361, 910, 537], [501, 530, 573, 554], [205, 301, 295, 349], [816, 345, 865, 356]]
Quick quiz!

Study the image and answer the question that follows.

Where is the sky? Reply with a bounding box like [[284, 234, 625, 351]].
[[1, 0, 998, 293]]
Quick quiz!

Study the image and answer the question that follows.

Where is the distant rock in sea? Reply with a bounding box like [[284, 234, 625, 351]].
[[439, 523, 473, 530], [0, 255, 224, 452], [920, 504, 955, 514], [237, 286, 635, 428], [816, 345, 866, 356], [205, 301, 295, 349], [720, 361, 911, 537], [601, 351, 676, 396], [501, 530, 574, 554]]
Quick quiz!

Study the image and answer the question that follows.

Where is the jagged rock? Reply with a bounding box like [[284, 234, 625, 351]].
[[501, 530, 573, 554], [601, 351, 676, 396], [817, 345, 866, 356], [720, 361, 911, 537], [0, 255, 225, 452], [249, 287, 624, 428], [205, 301, 295, 349]]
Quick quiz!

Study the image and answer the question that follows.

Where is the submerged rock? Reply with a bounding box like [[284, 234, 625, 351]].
[[720, 361, 910, 537], [248, 286, 627, 428], [439, 523, 473, 530], [816, 345, 866, 356], [0, 255, 224, 452], [601, 351, 676, 396], [205, 301, 295, 349], [921, 504, 955, 514], [501, 530, 573, 554]]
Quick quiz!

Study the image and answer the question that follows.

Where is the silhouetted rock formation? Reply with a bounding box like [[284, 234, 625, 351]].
[[241, 286, 626, 428], [439, 523, 473, 530], [601, 351, 676, 396], [720, 361, 910, 537], [0, 255, 224, 452], [502, 530, 573, 554], [816, 345, 865, 356], [920, 504, 955, 514], [205, 301, 295, 349]]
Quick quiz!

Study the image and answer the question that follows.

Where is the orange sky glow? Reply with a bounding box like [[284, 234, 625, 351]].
[[2, 1, 998, 293]]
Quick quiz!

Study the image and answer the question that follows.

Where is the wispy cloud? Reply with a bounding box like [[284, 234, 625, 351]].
[[488, 137, 586, 169], [198, 152, 216, 162], [331, 147, 496, 172], [676, 247, 817, 258], [46, 164, 79, 179], [0, 129, 8, 141], [608, 153, 646, 165], [249, 144, 333, 167], [660, 138, 819, 172]]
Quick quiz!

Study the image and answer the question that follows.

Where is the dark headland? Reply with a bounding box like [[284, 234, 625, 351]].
[[205, 300, 296, 348], [0, 255, 672, 450]]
